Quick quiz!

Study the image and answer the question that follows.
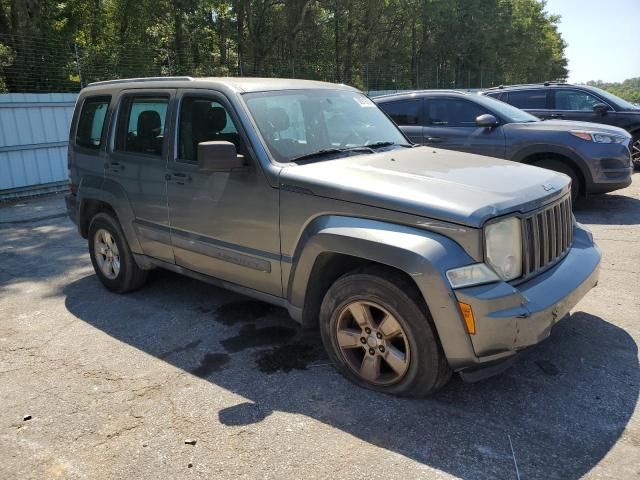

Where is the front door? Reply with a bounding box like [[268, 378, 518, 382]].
[[422, 97, 506, 159], [551, 88, 615, 124], [166, 90, 282, 297], [106, 89, 175, 263]]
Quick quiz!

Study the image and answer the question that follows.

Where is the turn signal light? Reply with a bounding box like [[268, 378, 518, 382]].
[[458, 302, 476, 335]]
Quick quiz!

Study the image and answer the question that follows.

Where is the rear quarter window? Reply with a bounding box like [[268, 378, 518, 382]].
[[75, 96, 111, 149]]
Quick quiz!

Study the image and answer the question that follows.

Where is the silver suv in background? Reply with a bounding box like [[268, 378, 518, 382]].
[[66, 77, 601, 396], [374, 90, 633, 202]]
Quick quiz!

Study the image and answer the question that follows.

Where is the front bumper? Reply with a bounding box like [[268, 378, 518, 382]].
[[582, 142, 633, 194], [453, 224, 601, 368]]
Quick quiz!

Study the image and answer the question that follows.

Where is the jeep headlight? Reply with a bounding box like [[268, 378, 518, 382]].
[[484, 216, 522, 281]]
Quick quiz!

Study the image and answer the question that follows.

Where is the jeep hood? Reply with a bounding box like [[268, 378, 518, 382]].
[[279, 146, 570, 227]]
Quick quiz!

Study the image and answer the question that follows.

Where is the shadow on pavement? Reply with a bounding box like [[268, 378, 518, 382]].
[[62, 271, 639, 480], [574, 178, 640, 225]]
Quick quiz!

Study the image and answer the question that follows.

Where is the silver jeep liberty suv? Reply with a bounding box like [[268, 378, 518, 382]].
[[66, 77, 601, 396]]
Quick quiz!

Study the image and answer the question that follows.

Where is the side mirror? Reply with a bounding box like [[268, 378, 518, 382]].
[[593, 103, 608, 115], [197, 141, 245, 172], [476, 114, 499, 128]]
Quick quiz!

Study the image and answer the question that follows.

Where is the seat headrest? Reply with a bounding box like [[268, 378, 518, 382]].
[[265, 107, 290, 132], [137, 110, 161, 137], [208, 107, 227, 132]]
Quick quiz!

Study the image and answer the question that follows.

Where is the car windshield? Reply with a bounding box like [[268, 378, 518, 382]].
[[243, 89, 409, 163], [475, 93, 540, 123], [586, 86, 639, 111]]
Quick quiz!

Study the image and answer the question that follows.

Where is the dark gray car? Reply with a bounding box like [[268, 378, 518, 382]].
[[374, 90, 633, 201], [481, 82, 640, 168], [66, 77, 601, 397]]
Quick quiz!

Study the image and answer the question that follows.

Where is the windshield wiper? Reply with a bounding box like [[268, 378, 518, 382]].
[[365, 141, 413, 149], [290, 146, 374, 163]]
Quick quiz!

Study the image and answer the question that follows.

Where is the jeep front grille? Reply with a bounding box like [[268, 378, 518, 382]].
[[522, 195, 573, 277]]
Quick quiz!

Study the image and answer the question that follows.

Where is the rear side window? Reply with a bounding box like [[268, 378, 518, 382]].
[[116, 96, 169, 156], [425, 98, 488, 127], [380, 100, 421, 125], [505, 90, 547, 109], [75, 96, 110, 149]]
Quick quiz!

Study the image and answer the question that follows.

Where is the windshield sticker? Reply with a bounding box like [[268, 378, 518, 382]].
[[353, 95, 375, 108]]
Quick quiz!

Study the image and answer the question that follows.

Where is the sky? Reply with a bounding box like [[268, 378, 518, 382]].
[[544, 0, 640, 83]]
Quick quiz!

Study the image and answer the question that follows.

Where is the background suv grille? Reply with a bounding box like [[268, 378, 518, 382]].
[[522, 195, 573, 277]]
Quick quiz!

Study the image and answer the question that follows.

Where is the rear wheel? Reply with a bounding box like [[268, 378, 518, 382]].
[[534, 158, 581, 203], [319, 267, 451, 397], [88, 213, 148, 293]]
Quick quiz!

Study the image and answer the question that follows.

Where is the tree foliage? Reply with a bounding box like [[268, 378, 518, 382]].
[[587, 78, 640, 104], [0, 0, 568, 92]]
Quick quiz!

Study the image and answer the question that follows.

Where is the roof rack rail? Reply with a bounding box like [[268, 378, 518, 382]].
[[485, 80, 568, 90], [87, 76, 194, 87]]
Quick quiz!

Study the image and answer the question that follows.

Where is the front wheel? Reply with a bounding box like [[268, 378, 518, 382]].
[[631, 133, 640, 170], [319, 268, 451, 397], [534, 158, 581, 203]]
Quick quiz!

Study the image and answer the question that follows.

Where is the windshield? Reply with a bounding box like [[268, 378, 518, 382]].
[[475, 94, 540, 123], [586, 86, 639, 111], [243, 89, 409, 163]]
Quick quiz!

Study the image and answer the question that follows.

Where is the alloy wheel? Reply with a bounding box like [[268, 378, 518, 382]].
[[632, 138, 640, 167], [94, 228, 120, 280], [335, 300, 411, 385]]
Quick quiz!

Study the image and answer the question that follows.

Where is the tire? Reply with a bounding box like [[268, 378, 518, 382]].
[[319, 267, 451, 397], [631, 133, 640, 170], [534, 158, 581, 203], [88, 212, 148, 293]]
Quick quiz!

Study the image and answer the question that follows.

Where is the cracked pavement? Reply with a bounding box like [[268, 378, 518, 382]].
[[0, 178, 639, 479]]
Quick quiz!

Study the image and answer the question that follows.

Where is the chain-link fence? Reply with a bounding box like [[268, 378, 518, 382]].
[[0, 33, 498, 94]]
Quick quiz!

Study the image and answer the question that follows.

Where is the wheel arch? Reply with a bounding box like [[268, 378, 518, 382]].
[[514, 145, 590, 194], [77, 178, 142, 254], [286, 215, 479, 369]]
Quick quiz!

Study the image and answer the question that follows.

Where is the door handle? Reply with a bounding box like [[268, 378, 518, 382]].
[[106, 161, 124, 172], [167, 172, 192, 184], [426, 136, 444, 143], [549, 113, 564, 118]]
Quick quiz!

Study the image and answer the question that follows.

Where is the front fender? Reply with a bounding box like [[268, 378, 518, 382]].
[[288, 215, 479, 369]]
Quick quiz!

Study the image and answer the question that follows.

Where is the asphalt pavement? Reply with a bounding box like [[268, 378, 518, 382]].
[[1, 179, 638, 479]]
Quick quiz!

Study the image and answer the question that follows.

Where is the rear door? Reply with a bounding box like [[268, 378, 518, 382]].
[[502, 89, 550, 119], [105, 89, 175, 263], [550, 88, 615, 124], [422, 97, 506, 159], [377, 98, 424, 143]]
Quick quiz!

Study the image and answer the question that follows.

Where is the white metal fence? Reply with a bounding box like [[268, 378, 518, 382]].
[[0, 93, 78, 200]]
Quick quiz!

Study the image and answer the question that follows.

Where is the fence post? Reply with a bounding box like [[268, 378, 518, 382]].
[[74, 43, 84, 88]]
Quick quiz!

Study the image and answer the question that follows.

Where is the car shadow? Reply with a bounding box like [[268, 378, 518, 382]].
[[62, 271, 639, 480], [574, 183, 640, 225]]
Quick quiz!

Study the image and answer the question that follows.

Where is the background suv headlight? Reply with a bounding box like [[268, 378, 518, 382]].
[[570, 130, 628, 144], [484, 216, 522, 281]]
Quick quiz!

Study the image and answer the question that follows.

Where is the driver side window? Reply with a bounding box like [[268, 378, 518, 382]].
[[426, 99, 488, 127], [555, 90, 605, 111], [177, 96, 243, 163]]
